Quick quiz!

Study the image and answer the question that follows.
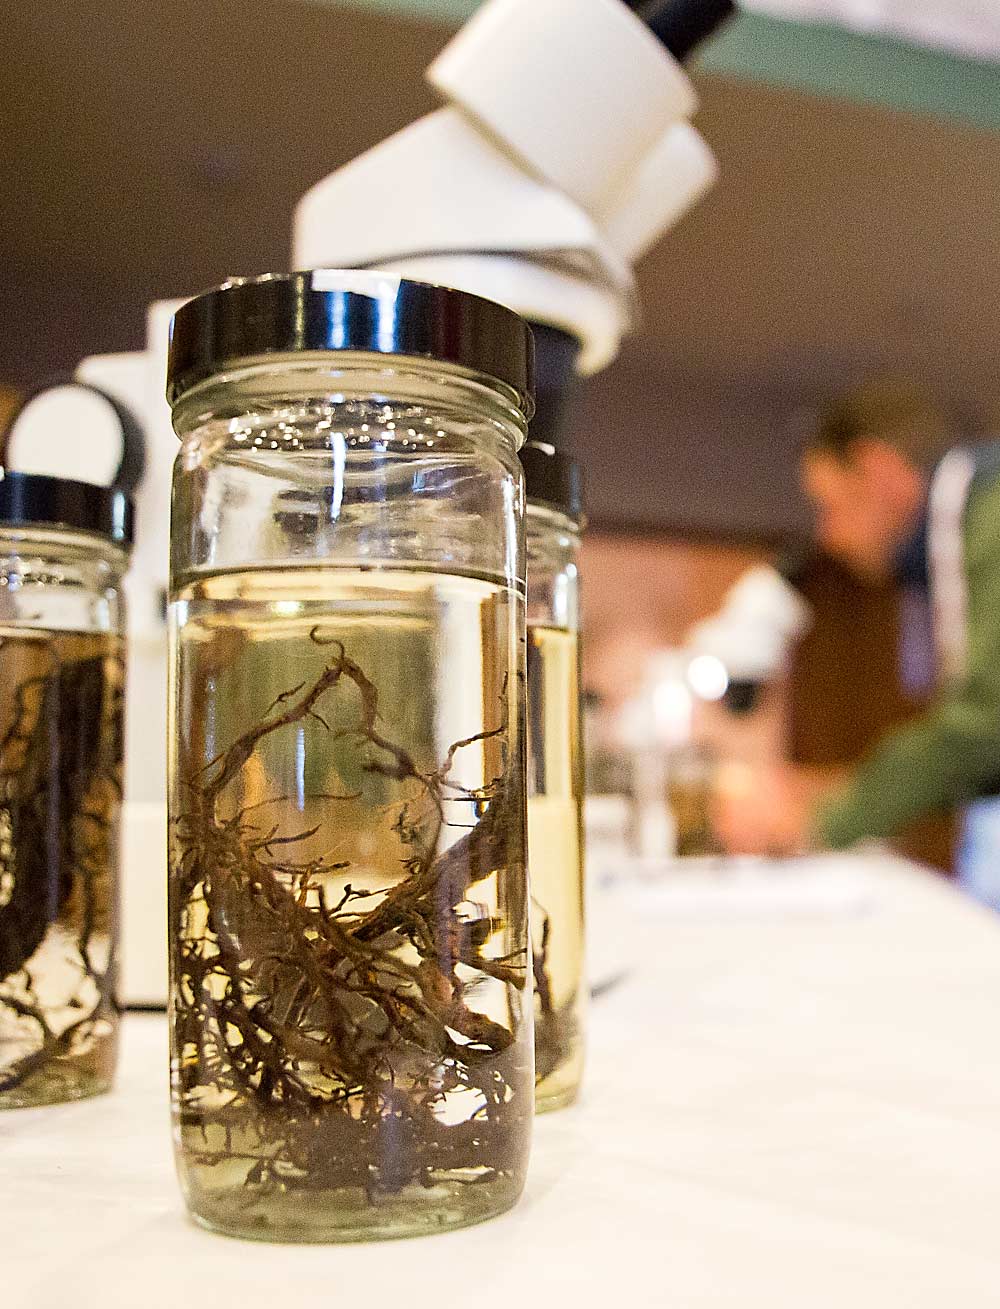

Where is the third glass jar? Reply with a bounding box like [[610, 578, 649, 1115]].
[[166, 272, 535, 1242], [521, 440, 586, 1112]]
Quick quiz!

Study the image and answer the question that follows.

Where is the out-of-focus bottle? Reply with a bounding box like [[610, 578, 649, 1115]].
[[0, 382, 136, 1107], [522, 438, 587, 1112]]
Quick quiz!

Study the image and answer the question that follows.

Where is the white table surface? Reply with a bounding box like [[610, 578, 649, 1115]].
[[5, 853, 1000, 1308]]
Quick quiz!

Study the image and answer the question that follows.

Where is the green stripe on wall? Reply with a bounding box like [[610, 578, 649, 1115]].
[[328, 0, 475, 18], [698, 12, 1000, 133], [321, 1, 1000, 134]]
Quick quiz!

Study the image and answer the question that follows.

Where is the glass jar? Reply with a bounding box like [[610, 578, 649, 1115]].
[[166, 272, 535, 1243], [521, 441, 586, 1112], [0, 458, 133, 1107]]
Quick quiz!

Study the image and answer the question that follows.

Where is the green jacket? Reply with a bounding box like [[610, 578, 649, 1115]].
[[817, 474, 1000, 848]]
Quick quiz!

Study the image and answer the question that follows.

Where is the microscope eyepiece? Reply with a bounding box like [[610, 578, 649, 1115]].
[[628, 0, 737, 63]]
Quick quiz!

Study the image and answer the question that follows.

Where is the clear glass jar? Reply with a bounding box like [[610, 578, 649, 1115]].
[[0, 501, 131, 1107], [522, 443, 586, 1112], [166, 272, 535, 1243]]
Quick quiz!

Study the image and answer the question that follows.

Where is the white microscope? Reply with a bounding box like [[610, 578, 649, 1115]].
[[6, 0, 735, 1004]]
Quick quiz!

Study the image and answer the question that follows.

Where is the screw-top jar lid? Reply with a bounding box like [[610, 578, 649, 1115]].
[[528, 322, 582, 450], [521, 439, 584, 525], [0, 378, 139, 549], [519, 321, 583, 521], [167, 270, 536, 419]]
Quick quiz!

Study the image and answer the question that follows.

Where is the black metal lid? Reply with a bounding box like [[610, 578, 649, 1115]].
[[0, 378, 139, 549], [0, 471, 133, 549], [629, 0, 737, 61], [167, 271, 536, 418], [529, 322, 583, 450], [520, 440, 584, 523]]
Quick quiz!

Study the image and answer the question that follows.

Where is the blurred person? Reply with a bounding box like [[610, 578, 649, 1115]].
[[716, 378, 1000, 898]]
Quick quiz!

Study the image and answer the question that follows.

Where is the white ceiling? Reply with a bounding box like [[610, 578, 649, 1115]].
[[746, 0, 1000, 60]]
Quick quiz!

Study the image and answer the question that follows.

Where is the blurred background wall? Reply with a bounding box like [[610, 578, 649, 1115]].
[[4, 0, 998, 867]]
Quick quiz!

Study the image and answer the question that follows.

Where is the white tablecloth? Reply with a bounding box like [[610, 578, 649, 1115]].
[[5, 854, 1000, 1308]]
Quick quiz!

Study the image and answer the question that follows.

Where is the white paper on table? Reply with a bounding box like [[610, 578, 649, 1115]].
[[599, 854, 880, 922]]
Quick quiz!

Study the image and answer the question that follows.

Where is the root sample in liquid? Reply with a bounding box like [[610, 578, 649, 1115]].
[[0, 630, 123, 1108], [169, 564, 531, 1242]]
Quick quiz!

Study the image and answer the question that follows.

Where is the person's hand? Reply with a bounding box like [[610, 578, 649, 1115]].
[[712, 762, 836, 857]]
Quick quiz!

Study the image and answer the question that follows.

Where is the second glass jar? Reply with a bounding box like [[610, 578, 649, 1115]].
[[522, 441, 586, 1112], [0, 481, 132, 1108], [166, 273, 535, 1242]]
